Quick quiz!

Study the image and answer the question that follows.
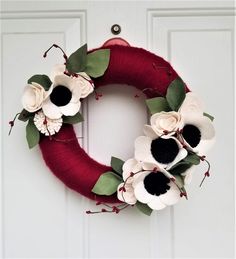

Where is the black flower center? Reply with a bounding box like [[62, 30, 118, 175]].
[[151, 138, 179, 164], [50, 85, 72, 106], [182, 124, 201, 148], [144, 172, 170, 196]]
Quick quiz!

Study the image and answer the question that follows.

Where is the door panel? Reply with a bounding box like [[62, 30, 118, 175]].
[[1, 1, 235, 258]]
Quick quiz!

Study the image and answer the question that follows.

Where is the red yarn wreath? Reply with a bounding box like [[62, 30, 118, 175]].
[[39, 44, 187, 203]]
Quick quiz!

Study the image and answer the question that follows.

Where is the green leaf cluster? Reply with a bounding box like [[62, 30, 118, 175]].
[[146, 78, 186, 114], [92, 156, 124, 196], [65, 44, 110, 78], [63, 112, 84, 124]]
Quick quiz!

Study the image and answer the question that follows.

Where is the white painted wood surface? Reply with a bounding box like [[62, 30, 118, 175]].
[[1, 1, 235, 258]]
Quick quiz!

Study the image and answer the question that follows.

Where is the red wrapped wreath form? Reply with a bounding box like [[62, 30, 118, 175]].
[[39, 45, 189, 203]]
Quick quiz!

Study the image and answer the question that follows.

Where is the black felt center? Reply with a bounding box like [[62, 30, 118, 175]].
[[50, 85, 72, 107], [151, 138, 179, 164], [182, 124, 201, 148], [144, 172, 170, 196]]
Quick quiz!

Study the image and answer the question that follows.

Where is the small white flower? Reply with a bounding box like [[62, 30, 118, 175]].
[[150, 111, 183, 137], [179, 92, 204, 117], [34, 110, 62, 136], [50, 64, 94, 98], [135, 130, 187, 170], [42, 74, 82, 119], [133, 169, 181, 210], [117, 182, 137, 205], [181, 115, 215, 156], [22, 82, 51, 113]]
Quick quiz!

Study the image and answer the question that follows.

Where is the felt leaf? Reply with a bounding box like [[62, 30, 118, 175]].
[[173, 175, 185, 189], [92, 171, 122, 196], [84, 49, 110, 78], [169, 163, 192, 175], [183, 153, 200, 165], [66, 44, 88, 73], [146, 97, 171, 114], [26, 119, 40, 149], [136, 201, 153, 216], [111, 156, 125, 176], [166, 78, 186, 111], [27, 74, 52, 91], [63, 112, 84, 124], [203, 112, 214, 121], [18, 109, 34, 122]]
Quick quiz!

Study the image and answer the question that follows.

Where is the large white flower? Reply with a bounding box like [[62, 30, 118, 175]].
[[117, 160, 176, 207], [51, 64, 94, 98], [135, 126, 187, 170], [22, 82, 51, 112], [150, 111, 183, 137], [34, 110, 62, 136], [42, 74, 82, 119], [133, 168, 181, 210]]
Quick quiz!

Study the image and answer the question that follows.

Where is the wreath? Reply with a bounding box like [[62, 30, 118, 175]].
[[9, 42, 215, 216]]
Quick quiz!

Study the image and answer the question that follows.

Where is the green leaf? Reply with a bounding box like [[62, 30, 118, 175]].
[[173, 175, 185, 189], [63, 112, 84, 124], [26, 119, 40, 149], [111, 156, 125, 176], [27, 74, 52, 91], [146, 97, 171, 114], [92, 171, 122, 196], [84, 49, 110, 78], [169, 163, 192, 175], [136, 201, 153, 216], [18, 109, 34, 122], [66, 44, 88, 73], [203, 112, 214, 121], [166, 78, 186, 111], [183, 153, 200, 165]]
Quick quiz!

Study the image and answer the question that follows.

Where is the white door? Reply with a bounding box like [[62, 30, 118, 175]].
[[1, 1, 235, 258]]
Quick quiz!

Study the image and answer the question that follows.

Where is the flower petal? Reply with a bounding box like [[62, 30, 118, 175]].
[[134, 180, 155, 204], [143, 125, 158, 139], [122, 158, 142, 181], [59, 101, 81, 117], [42, 98, 62, 119], [134, 136, 157, 164], [166, 147, 188, 170], [117, 183, 137, 205], [179, 92, 204, 117], [50, 64, 65, 80], [148, 198, 166, 210], [159, 182, 181, 206]]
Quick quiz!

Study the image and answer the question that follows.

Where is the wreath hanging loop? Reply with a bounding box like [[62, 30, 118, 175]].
[[9, 43, 215, 216]]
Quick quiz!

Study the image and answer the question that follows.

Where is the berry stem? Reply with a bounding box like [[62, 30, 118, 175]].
[[43, 44, 68, 61]]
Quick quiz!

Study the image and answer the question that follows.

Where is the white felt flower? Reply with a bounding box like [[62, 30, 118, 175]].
[[179, 92, 204, 117], [22, 82, 51, 113], [133, 169, 181, 210], [181, 115, 215, 156], [34, 110, 62, 136], [135, 130, 187, 170], [150, 111, 183, 137], [42, 74, 82, 119], [50, 64, 94, 98]]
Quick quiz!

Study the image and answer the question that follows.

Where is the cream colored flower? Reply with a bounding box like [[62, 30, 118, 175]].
[[150, 111, 183, 137], [34, 110, 62, 136], [22, 82, 51, 112]]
